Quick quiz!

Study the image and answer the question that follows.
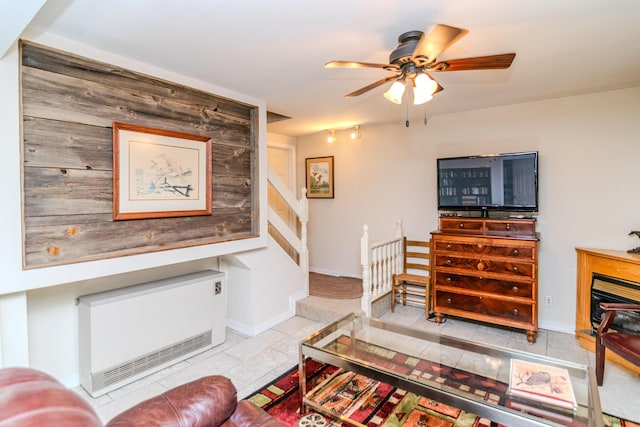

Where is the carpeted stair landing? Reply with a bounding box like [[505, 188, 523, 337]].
[[297, 273, 391, 323], [308, 272, 363, 299], [296, 273, 362, 323]]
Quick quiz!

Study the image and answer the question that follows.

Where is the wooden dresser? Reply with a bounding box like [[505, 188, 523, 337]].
[[431, 217, 539, 342]]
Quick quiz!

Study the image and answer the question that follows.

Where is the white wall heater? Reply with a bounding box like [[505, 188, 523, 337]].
[[78, 270, 226, 397]]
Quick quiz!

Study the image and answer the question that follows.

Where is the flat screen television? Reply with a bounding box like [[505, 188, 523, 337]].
[[437, 151, 538, 215]]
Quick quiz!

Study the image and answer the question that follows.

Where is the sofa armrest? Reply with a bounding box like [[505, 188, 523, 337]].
[[106, 375, 238, 427], [223, 400, 288, 427], [0, 367, 102, 427]]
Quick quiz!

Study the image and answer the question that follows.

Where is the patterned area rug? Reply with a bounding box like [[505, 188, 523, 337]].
[[246, 338, 638, 427], [309, 272, 363, 299]]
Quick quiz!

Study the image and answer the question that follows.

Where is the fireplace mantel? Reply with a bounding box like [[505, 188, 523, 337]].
[[576, 247, 640, 375]]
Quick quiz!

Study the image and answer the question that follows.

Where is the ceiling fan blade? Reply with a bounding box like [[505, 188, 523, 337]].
[[325, 60, 398, 70], [432, 53, 516, 71], [345, 76, 397, 97], [412, 24, 469, 63]]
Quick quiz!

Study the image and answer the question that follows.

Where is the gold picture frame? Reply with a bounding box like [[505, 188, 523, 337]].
[[305, 156, 334, 199], [112, 122, 212, 220]]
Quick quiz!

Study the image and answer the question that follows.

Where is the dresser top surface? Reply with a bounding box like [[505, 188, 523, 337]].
[[431, 229, 539, 241]]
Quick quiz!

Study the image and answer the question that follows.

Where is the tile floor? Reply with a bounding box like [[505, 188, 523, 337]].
[[75, 305, 639, 424]]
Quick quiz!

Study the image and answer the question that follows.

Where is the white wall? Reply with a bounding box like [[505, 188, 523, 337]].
[[296, 87, 640, 333]]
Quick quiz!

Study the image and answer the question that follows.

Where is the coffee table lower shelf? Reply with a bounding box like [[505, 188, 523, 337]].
[[298, 313, 603, 427]]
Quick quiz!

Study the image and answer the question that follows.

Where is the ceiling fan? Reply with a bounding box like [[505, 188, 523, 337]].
[[325, 24, 516, 105]]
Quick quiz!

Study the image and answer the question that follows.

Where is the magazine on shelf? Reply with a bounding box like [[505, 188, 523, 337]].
[[508, 359, 577, 410], [505, 399, 576, 425]]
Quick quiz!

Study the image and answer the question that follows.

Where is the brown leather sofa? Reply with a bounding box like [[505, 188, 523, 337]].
[[0, 366, 287, 427]]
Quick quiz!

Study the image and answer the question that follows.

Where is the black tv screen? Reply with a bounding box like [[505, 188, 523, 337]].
[[437, 151, 538, 213]]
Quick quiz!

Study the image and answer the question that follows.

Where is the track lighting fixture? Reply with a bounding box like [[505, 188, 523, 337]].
[[350, 125, 361, 140], [327, 130, 336, 143], [325, 126, 362, 143]]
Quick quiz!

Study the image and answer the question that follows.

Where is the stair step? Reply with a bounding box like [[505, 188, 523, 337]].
[[295, 295, 361, 324], [295, 293, 393, 323]]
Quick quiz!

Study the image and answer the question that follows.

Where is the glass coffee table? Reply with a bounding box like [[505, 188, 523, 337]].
[[299, 313, 603, 427]]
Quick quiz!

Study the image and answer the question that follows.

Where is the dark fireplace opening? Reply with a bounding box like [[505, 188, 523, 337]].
[[590, 273, 640, 335]]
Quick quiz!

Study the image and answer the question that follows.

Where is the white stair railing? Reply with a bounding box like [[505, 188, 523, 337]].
[[360, 221, 404, 316], [267, 165, 309, 293]]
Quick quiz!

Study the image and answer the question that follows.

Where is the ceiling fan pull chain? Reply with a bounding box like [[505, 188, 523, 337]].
[[424, 103, 428, 126], [405, 99, 410, 127]]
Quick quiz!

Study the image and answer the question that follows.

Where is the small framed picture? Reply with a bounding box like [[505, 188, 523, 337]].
[[112, 122, 212, 220], [305, 156, 334, 199]]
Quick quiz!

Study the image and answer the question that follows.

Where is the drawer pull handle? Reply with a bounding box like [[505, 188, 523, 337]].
[[476, 261, 486, 271], [446, 259, 452, 265], [512, 249, 519, 256], [512, 286, 520, 294], [477, 244, 484, 250], [506, 223, 511, 231], [446, 244, 452, 250], [513, 266, 519, 273], [446, 298, 452, 304], [459, 223, 465, 228], [512, 308, 519, 316], [446, 277, 452, 283]]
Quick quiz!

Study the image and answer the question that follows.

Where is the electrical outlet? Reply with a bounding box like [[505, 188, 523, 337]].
[[545, 296, 552, 306]]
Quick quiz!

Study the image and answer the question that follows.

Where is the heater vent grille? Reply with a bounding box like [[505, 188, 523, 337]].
[[90, 331, 212, 391]]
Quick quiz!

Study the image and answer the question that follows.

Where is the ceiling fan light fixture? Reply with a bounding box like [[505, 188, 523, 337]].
[[413, 86, 434, 105], [414, 72, 438, 93], [383, 80, 406, 104], [413, 73, 437, 105]]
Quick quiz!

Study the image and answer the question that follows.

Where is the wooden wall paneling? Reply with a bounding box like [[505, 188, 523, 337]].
[[249, 108, 260, 236], [20, 41, 259, 269], [21, 66, 251, 144], [23, 117, 113, 169], [21, 42, 253, 125]]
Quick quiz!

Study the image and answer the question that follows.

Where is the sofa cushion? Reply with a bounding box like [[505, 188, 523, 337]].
[[106, 375, 238, 427]]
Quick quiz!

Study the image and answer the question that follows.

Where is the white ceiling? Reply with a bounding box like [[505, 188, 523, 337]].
[[24, 0, 640, 136]]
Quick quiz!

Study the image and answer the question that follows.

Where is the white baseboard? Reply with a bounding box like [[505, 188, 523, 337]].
[[227, 309, 295, 337], [290, 290, 307, 312], [538, 320, 575, 335], [309, 267, 362, 279]]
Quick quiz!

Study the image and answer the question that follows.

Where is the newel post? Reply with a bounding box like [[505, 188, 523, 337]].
[[361, 224, 372, 316], [395, 219, 404, 275], [395, 219, 403, 239]]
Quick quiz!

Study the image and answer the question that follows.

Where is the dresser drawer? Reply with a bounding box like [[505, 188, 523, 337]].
[[485, 219, 535, 235], [434, 240, 533, 259], [434, 273, 533, 298], [435, 254, 534, 277], [435, 291, 534, 323], [439, 218, 484, 232]]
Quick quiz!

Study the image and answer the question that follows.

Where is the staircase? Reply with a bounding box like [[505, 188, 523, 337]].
[[263, 165, 406, 325]]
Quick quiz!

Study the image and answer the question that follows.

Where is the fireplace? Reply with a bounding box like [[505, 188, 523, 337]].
[[590, 272, 640, 334], [576, 248, 640, 376]]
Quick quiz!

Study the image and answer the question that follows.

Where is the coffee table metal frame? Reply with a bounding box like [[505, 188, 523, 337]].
[[299, 313, 603, 427]]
